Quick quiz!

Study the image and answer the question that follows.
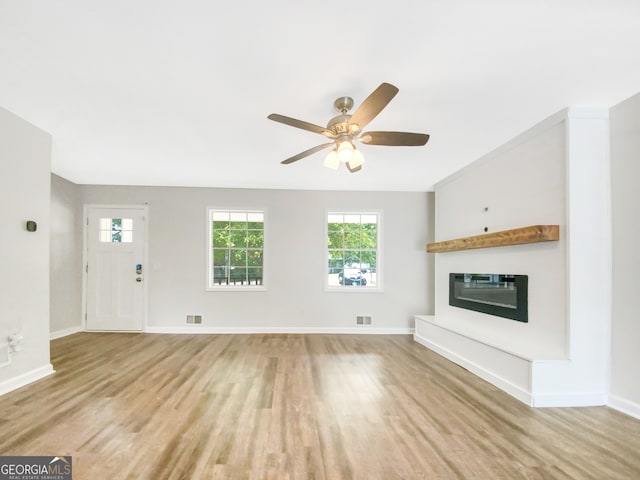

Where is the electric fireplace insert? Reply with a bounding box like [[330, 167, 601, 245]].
[[449, 273, 528, 322]]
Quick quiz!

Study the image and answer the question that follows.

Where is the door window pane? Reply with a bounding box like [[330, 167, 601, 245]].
[[99, 218, 133, 243]]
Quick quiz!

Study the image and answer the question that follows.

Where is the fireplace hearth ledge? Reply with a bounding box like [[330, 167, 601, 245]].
[[413, 315, 600, 408]]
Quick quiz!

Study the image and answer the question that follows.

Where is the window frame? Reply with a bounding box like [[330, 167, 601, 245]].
[[206, 207, 267, 291], [325, 209, 383, 293]]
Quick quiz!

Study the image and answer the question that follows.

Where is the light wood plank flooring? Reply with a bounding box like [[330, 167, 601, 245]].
[[0, 333, 639, 479]]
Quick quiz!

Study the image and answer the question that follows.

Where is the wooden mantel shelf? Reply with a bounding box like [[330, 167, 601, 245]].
[[426, 225, 559, 253]]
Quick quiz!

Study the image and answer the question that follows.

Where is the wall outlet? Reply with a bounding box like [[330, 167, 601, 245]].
[[356, 315, 372, 326]]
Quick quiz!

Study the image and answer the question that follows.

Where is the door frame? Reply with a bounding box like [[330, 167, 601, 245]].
[[81, 204, 149, 332]]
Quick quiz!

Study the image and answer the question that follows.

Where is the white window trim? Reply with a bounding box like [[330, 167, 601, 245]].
[[325, 209, 383, 293], [206, 207, 267, 292]]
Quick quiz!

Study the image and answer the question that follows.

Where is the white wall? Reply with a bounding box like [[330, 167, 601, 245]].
[[50, 174, 83, 337], [0, 106, 54, 394], [421, 108, 612, 407], [609, 92, 640, 417], [434, 114, 568, 360], [531, 109, 611, 406], [80, 185, 434, 332]]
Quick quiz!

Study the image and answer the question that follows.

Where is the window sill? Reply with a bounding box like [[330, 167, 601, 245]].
[[325, 286, 383, 293], [206, 285, 267, 292]]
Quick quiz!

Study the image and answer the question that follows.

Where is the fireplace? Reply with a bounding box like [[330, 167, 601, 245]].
[[449, 273, 528, 322]]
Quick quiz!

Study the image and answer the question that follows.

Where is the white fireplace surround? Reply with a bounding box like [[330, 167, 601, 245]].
[[416, 108, 612, 408]]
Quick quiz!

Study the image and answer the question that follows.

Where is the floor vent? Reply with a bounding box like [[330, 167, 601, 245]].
[[186, 315, 203, 325], [356, 315, 372, 326]]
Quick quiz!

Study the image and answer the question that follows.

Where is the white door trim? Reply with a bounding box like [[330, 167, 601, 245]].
[[82, 204, 149, 332]]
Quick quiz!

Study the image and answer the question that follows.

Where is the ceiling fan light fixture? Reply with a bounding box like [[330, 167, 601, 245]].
[[349, 149, 365, 168], [337, 140, 354, 162], [268, 83, 429, 170], [323, 150, 339, 170]]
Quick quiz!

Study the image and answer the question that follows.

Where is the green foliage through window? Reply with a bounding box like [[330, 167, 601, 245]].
[[209, 210, 264, 287], [327, 213, 379, 288]]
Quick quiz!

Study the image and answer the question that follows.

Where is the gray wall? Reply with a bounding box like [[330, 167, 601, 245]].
[[80, 185, 435, 331], [0, 106, 52, 390], [50, 174, 83, 335], [610, 92, 640, 413]]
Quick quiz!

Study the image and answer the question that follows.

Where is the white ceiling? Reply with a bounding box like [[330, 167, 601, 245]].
[[2, 1, 640, 191]]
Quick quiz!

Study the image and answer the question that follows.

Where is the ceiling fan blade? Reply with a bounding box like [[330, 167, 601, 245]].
[[360, 131, 430, 146], [268, 114, 333, 137], [348, 83, 399, 132], [346, 162, 362, 173], [281, 142, 335, 164]]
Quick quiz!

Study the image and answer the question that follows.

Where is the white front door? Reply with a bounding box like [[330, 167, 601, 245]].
[[85, 206, 146, 331]]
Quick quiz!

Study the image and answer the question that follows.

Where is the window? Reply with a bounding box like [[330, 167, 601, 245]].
[[327, 212, 380, 290], [99, 217, 133, 243], [208, 209, 265, 289]]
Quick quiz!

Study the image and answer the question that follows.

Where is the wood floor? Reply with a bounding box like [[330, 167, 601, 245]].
[[0, 333, 639, 479]]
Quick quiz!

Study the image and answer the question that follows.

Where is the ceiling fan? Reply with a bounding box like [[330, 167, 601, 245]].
[[267, 83, 429, 173]]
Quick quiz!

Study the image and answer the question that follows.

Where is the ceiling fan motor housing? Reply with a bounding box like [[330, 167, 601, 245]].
[[327, 114, 352, 134]]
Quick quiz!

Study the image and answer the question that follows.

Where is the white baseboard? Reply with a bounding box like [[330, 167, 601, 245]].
[[532, 392, 607, 408], [413, 332, 533, 405], [0, 364, 55, 396], [145, 326, 414, 335], [608, 393, 640, 419], [50, 325, 83, 340]]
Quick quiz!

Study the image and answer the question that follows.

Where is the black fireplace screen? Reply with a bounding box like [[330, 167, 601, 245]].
[[449, 273, 528, 322]]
